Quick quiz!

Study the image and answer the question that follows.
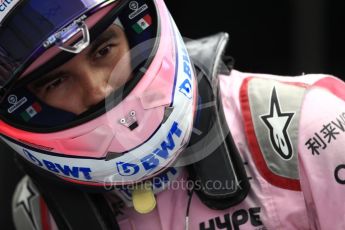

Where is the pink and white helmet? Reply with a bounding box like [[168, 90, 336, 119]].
[[0, 0, 196, 188]]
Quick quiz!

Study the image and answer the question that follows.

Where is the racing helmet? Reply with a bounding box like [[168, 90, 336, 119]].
[[0, 0, 196, 188]]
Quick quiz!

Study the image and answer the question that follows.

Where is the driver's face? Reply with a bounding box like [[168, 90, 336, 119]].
[[28, 24, 131, 115]]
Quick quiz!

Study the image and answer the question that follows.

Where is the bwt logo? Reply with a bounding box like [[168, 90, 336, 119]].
[[24, 149, 92, 180], [116, 162, 140, 176], [0, 0, 15, 12], [179, 46, 193, 99], [116, 122, 182, 176]]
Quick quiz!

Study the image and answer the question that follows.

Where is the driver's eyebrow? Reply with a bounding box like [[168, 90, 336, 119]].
[[30, 70, 65, 89], [87, 28, 119, 56]]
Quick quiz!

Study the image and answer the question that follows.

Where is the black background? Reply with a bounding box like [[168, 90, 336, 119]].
[[166, 0, 345, 77], [1, 0, 345, 229]]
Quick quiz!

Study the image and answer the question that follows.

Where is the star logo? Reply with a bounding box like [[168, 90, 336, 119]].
[[261, 87, 295, 160], [16, 178, 38, 229]]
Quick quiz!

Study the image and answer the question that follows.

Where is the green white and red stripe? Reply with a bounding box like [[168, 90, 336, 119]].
[[132, 14, 152, 34], [20, 102, 42, 121]]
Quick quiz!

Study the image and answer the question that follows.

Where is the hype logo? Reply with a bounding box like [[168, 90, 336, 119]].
[[261, 87, 295, 160]]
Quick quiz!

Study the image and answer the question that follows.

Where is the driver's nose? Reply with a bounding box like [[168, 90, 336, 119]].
[[67, 57, 113, 111]]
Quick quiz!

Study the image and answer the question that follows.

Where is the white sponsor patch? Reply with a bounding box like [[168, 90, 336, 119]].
[[128, 1, 148, 20], [0, 0, 22, 23], [7, 95, 27, 113]]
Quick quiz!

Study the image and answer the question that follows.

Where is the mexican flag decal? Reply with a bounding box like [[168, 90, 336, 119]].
[[132, 14, 152, 34], [20, 102, 42, 121]]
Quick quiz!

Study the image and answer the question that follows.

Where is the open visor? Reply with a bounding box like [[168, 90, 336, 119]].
[[0, 0, 158, 132], [0, 0, 124, 95]]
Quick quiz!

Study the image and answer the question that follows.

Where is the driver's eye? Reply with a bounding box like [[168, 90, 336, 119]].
[[45, 76, 67, 91], [96, 46, 111, 58], [95, 44, 116, 60]]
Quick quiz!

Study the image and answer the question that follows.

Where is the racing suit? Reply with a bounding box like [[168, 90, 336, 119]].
[[12, 34, 345, 230]]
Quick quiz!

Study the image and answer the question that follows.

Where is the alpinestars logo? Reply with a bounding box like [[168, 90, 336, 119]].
[[16, 179, 38, 229], [261, 87, 295, 160]]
